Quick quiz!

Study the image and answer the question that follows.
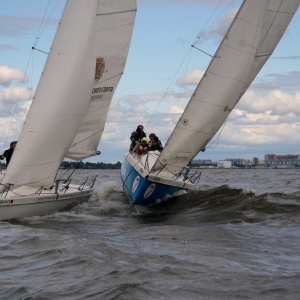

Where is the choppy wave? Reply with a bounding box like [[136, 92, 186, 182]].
[[37, 183, 300, 226], [2, 170, 300, 300], [10, 180, 300, 228], [150, 185, 300, 226]]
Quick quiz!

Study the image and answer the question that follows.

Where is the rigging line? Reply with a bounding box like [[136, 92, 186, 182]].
[[151, 49, 203, 137], [0, 183, 46, 197], [150, 156, 184, 176], [66, 161, 82, 180], [70, 129, 104, 148], [194, 0, 237, 44], [33, 0, 59, 48], [145, 0, 236, 134], [169, 49, 194, 137], [2, 49, 35, 153], [192, 0, 224, 46], [14, 49, 35, 141], [206, 117, 229, 149], [7, 0, 60, 147], [33, 0, 52, 48], [145, 47, 193, 131], [31, 47, 49, 55], [55, 163, 79, 181], [191, 45, 213, 58]]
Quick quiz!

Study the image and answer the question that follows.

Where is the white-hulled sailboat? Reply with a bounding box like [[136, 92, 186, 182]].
[[0, 0, 136, 220], [121, 0, 299, 206]]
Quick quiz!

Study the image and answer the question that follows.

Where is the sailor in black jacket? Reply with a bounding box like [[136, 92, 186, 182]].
[[1, 141, 17, 165]]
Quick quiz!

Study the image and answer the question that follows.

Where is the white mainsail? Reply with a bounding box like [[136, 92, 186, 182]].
[[151, 0, 300, 173], [66, 0, 137, 160], [1, 0, 107, 188]]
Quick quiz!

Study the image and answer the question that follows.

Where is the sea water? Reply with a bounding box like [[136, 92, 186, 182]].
[[0, 168, 299, 299]]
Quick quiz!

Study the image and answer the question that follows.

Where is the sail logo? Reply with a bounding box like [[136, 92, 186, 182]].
[[132, 176, 140, 193], [144, 184, 156, 199], [94, 57, 105, 83]]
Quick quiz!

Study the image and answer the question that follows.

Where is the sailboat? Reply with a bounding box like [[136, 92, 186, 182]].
[[121, 0, 300, 206], [0, 0, 136, 220]]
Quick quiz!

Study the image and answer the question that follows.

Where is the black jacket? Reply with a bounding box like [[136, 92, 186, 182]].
[[1, 148, 14, 165]]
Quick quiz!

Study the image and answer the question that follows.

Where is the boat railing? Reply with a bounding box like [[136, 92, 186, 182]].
[[187, 170, 202, 185], [55, 179, 71, 194], [128, 150, 202, 186], [78, 175, 97, 190]]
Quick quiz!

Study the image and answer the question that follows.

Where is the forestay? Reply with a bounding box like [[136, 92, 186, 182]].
[[1, 0, 100, 188], [151, 0, 300, 173], [66, 0, 137, 160]]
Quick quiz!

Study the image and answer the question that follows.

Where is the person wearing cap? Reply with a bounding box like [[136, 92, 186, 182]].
[[1, 141, 17, 165]]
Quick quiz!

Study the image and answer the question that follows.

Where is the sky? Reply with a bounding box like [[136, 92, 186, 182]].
[[1, 0, 300, 163]]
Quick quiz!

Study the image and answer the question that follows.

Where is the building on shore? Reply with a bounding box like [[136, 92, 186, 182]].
[[264, 154, 300, 167], [217, 160, 231, 168]]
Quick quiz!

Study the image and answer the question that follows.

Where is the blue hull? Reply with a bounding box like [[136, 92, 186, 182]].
[[121, 155, 185, 206]]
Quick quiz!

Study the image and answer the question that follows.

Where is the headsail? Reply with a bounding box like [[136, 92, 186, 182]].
[[151, 0, 300, 173], [1, 0, 100, 188], [66, 0, 137, 160]]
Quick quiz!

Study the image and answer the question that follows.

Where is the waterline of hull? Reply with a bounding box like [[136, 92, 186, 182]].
[[0, 187, 93, 221]]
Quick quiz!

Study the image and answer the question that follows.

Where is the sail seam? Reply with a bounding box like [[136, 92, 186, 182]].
[[95, 73, 122, 84], [191, 98, 233, 110], [204, 71, 247, 85], [97, 9, 136, 17], [175, 127, 217, 135]]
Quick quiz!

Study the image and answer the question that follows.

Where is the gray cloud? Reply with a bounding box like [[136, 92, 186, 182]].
[[273, 56, 300, 60], [252, 71, 300, 93], [0, 15, 41, 38], [0, 44, 18, 51]]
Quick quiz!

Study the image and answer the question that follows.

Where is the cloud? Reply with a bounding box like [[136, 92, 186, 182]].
[[0, 87, 32, 121], [254, 71, 300, 93], [237, 90, 300, 116], [176, 70, 204, 87], [0, 86, 32, 103], [168, 105, 184, 114], [0, 15, 58, 39], [273, 56, 300, 60], [98, 69, 300, 162], [0, 15, 40, 38], [0, 66, 27, 86], [0, 45, 18, 51]]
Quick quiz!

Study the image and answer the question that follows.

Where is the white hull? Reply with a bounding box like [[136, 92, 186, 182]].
[[0, 185, 93, 221]]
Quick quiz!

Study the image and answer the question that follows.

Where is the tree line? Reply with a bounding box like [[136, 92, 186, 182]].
[[61, 161, 121, 169]]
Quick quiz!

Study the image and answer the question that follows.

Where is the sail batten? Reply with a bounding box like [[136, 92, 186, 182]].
[[151, 0, 300, 173], [97, 8, 137, 16]]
